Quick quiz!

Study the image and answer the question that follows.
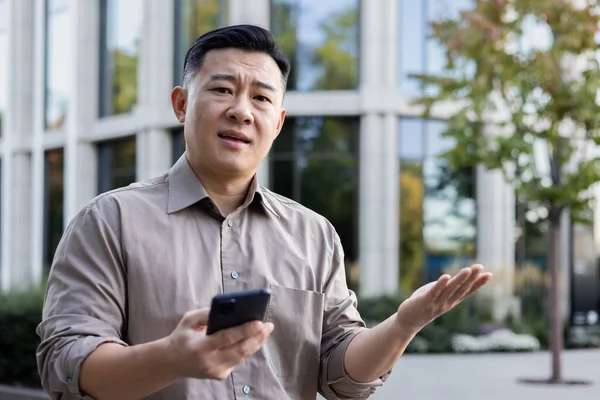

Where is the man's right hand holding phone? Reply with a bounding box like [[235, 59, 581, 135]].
[[164, 308, 275, 381]]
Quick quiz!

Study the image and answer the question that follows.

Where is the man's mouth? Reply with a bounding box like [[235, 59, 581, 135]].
[[217, 133, 250, 144]]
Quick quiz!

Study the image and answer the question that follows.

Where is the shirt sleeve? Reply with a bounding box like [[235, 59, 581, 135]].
[[318, 228, 391, 400], [36, 199, 129, 399]]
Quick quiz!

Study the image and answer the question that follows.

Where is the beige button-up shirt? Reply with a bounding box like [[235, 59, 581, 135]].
[[36, 155, 389, 400]]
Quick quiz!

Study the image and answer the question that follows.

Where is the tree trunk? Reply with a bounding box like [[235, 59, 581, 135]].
[[548, 212, 563, 383], [516, 200, 526, 267]]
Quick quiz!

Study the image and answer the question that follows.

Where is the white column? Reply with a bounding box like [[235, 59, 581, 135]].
[[476, 166, 516, 319], [229, 0, 270, 27], [64, 0, 101, 224], [136, 130, 173, 180], [11, 155, 33, 287], [357, 0, 399, 297], [136, 0, 175, 180], [357, 0, 382, 297], [359, 115, 384, 296], [1, 0, 35, 291], [380, 0, 399, 294], [381, 114, 399, 294], [29, 0, 46, 286]]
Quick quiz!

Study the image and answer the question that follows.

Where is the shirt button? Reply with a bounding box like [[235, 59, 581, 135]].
[[242, 385, 251, 395], [231, 271, 239, 279], [227, 219, 233, 227], [207, 202, 215, 210]]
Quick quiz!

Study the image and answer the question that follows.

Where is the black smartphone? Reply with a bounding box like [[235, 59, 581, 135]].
[[206, 288, 272, 335]]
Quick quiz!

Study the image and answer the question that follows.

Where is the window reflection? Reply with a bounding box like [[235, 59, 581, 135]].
[[398, 0, 473, 97], [100, 0, 143, 116], [97, 136, 137, 193], [271, 117, 360, 290], [399, 118, 476, 293], [270, 0, 360, 91], [45, 0, 70, 130], [44, 149, 64, 271], [174, 0, 229, 84], [0, 1, 6, 139]]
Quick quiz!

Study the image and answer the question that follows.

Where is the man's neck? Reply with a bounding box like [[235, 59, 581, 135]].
[[193, 168, 254, 216]]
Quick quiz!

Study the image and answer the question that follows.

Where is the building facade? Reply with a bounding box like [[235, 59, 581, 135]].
[[0, 0, 589, 318]]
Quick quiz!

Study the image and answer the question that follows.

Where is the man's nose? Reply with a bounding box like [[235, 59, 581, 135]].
[[226, 97, 254, 125]]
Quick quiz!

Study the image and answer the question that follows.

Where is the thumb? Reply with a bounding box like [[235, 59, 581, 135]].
[[181, 307, 210, 329]]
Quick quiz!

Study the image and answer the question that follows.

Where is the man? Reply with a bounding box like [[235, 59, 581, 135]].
[[36, 24, 492, 400]]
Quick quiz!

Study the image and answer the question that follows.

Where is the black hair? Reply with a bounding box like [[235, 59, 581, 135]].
[[182, 24, 291, 90]]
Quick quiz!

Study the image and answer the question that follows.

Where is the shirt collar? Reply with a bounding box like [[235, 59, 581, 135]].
[[167, 154, 280, 219]]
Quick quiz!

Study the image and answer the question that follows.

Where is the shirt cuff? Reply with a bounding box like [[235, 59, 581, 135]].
[[322, 328, 392, 399], [64, 336, 128, 399]]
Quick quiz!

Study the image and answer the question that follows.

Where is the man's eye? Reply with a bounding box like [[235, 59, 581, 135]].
[[255, 95, 270, 103], [214, 87, 231, 94]]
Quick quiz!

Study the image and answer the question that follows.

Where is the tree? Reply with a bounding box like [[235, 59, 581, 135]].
[[312, 7, 359, 90], [411, 0, 600, 384], [399, 164, 425, 293], [112, 49, 138, 115], [271, 2, 359, 90]]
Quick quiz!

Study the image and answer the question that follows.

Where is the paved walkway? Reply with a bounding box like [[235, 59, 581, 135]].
[[367, 349, 600, 400]]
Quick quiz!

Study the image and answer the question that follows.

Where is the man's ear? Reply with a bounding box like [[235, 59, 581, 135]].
[[171, 86, 187, 123], [275, 108, 286, 138]]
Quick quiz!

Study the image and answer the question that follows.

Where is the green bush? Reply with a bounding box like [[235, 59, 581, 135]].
[[358, 292, 496, 353], [0, 284, 46, 389], [357, 293, 407, 324]]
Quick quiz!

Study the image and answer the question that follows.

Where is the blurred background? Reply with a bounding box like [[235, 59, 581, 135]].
[[0, 0, 599, 399]]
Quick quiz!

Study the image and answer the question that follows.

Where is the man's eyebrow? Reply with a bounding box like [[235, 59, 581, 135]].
[[210, 73, 236, 83], [209, 74, 277, 92], [254, 80, 276, 92]]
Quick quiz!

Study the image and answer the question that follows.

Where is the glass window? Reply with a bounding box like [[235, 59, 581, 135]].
[[398, 0, 473, 97], [0, 159, 2, 279], [97, 136, 137, 193], [44, 0, 70, 130], [44, 149, 64, 271], [174, 0, 229, 84], [270, 117, 360, 290], [0, 0, 8, 138], [399, 118, 425, 159], [270, 0, 360, 91], [398, 118, 476, 293], [100, 0, 143, 116]]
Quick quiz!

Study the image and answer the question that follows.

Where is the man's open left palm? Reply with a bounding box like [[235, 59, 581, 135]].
[[396, 265, 493, 331]]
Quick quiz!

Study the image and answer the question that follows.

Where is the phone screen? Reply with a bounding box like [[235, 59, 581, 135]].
[[206, 288, 271, 335]]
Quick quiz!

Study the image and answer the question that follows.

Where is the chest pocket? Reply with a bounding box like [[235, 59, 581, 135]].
[[264, 284, 324, 379]]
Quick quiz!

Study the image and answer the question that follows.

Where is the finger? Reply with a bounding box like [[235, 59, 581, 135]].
[[448, 265, 490, 304], [210, 320, 266, 348], [216, 323, 274, 368], [435, 267, 473, 303], [446, 265, 485, 304], [426, 274, 451, 300], [181, 308, 211, 329], [464, 272, 493, 297], [447, 272, 482, 304]]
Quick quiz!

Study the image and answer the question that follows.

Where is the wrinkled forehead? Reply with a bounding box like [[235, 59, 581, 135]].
[[197, 48, 284, 91]]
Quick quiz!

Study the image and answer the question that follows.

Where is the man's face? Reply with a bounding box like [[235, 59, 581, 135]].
[[172, 48, 286, 179]]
